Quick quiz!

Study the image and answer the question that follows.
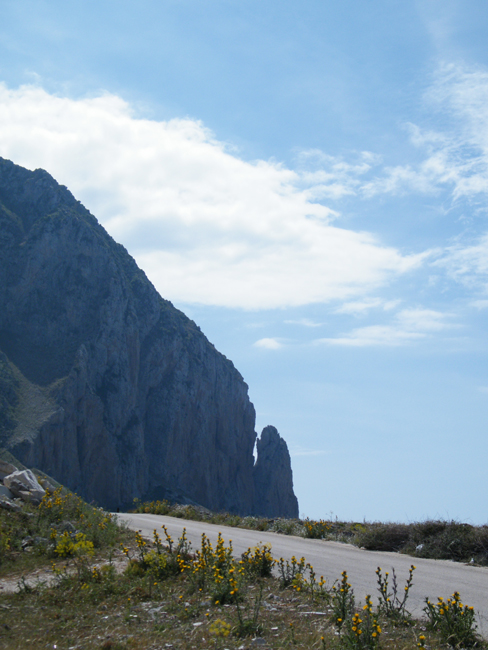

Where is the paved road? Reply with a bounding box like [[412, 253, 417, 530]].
[[119, 513, 488, 637]]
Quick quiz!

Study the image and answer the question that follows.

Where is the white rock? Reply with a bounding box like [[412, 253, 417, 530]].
[[4, 470, 46, 504], [39, 477, 56, 493]]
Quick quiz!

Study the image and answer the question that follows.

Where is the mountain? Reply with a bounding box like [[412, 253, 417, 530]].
[[0, 157, 298, 517]]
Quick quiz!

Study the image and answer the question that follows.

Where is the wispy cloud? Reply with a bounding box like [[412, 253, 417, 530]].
[[317, 308, 454, 347], [285, 318, 323, 327], [318, 325, 424, 347], [435, 233, 488, 287], [295, 149, 380, 200], [334, 298, 401, 316], [396, 307, 452, 332], [471, 299, 488, 310], [253, 338, 285, 350], [363, 64, 488, 201], [0, 83, 422, 310], [295, 64, 488, 208], [289, 446, 327, 457]]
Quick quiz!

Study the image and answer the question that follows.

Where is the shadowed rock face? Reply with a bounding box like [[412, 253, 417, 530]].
[[0, 157, 298, 516], [253, 426, 299, 518]]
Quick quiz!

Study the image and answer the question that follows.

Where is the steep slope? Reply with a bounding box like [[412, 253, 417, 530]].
[[0, 157, 298, 516]]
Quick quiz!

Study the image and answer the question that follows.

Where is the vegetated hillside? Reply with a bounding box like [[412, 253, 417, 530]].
[[0, 157, 298, 516]]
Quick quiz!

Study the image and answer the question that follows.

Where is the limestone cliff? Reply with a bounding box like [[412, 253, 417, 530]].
[[0, 157, 298, 516], [253, 426, 299, 518]]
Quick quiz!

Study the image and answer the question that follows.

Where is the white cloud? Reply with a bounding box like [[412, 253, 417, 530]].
[[361, 162, 440, 198], [334, 298, 401, 316], [295, 149, 379, 200], [471, 299, 488, 310], [317, 325, 424, 347], [363, 64, 488, 200], [0, 83, 421, 310], [435, 233, 488, 287], [284, 65, 488, 208], [396, 307, 451, 332], [253, 338, 284, 350], [317, 308, 453, 347]]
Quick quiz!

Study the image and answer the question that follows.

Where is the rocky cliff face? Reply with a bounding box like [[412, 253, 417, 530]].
[[253, 426, 299, 518], [0, 157, 298, 516]]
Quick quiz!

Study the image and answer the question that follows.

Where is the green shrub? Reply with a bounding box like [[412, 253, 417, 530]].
[[303, 518, 331, 539], [132, 498, 171, 515], [424, 592, 481, 648], [412, 520, 488, 563], [54, 531, 95, 558], [376, 564, 415, 625], [240, 543, 274, 578], [331, 570, 355, 631], [354, 523, 410, 552], [342, 595, 382, 650], [276, 555, 307, 589]]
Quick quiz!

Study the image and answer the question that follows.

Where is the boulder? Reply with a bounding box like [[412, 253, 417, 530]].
[[53, 521, 76, 534], [0, 484, 14, 500], [0, 459, 18, 480], [39, 477, 56, 493], [3, 469, 46, 505]]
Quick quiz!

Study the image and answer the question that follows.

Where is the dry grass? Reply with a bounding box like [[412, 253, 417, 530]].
[[0, 558, 441, 650]]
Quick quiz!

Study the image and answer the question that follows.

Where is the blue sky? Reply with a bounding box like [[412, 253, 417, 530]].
[[1, 0, 488, 523]]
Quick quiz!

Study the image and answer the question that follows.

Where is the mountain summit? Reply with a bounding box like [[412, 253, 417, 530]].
[[0, 157, 298, 516]]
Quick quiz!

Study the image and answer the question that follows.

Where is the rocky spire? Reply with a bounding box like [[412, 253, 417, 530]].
[[253, 425, 299, 518]]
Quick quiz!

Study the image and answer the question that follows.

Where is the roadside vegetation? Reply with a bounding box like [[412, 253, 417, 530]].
[[0, 486, 130, 578], [1, 489, 485, 649], [133, 500, 488, 566]]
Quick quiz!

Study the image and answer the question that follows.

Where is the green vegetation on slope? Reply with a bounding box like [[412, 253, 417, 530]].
[[0, 486, 128, 578]]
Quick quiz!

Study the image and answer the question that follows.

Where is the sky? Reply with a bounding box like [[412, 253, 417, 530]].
[[1, 0, 488, 523]]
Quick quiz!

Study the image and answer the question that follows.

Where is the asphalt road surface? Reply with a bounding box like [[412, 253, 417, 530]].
[[119, 513, 488, 637]]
